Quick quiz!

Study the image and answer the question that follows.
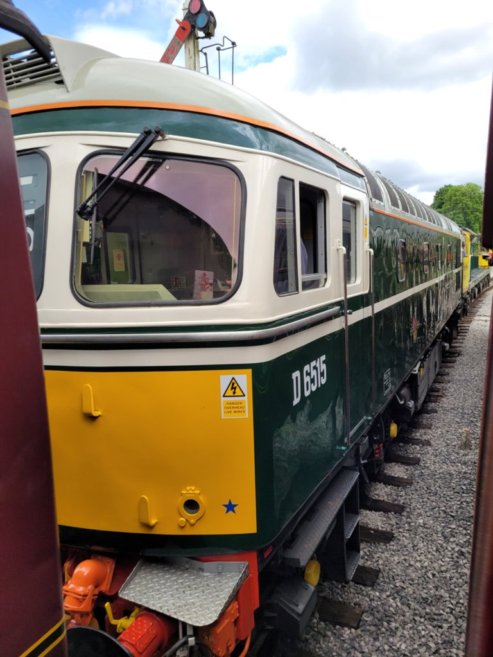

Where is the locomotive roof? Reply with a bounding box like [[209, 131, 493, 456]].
[[358, 162, 461, 234], [1, 35, 460, 236], [0, 34, 361, 176]]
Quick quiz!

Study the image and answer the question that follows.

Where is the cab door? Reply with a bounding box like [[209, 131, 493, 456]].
[[339, 185, 373, 441]]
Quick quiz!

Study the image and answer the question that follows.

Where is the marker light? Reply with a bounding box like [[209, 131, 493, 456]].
[[189, 0, 201, 13], [196, 12, 209, 29]]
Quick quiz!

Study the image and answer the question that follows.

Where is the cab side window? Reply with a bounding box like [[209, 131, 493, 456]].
[[300, 183, 327, 290], [18, 151, 49, 299], [274, 177, 298, 295], [342, 200, 357, 283]]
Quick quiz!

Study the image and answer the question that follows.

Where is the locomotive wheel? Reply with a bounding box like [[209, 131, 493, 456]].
[[67, 627, 132, 657]]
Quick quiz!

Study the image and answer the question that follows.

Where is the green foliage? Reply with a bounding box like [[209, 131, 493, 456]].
[[431, 183, 484, 232]]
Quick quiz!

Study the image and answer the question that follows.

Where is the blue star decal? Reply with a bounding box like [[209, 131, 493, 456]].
[[223, 499, 238, 514]]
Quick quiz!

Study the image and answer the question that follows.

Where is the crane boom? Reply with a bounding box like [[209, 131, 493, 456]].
[[160, 17, 192, 64], [160, 0, 216, 70]]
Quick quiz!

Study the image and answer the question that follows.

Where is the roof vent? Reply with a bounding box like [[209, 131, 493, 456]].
[[2, 46, 62, 89]]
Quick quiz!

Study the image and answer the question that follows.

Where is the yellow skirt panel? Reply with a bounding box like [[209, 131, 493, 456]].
[[45, 368, 256, 536]]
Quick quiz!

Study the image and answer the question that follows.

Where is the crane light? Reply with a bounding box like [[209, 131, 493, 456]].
[[188, 0, 201, 14], [186, 0, 216, 37], [196, 12, 209, 29]]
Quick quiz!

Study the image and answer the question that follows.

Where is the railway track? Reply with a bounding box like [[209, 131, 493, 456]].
[[249, 284, 492, 657]]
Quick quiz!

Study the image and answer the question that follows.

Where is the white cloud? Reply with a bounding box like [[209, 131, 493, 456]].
[[222, 0, 492, 200], [235, 62, 490, 201], [101, 1, 133, 19], [359, 0, 493, 39], [71, 0, 492, 201], [74, 25, 164, 60]]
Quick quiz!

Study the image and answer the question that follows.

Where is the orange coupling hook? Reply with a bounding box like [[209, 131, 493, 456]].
[[63, 556, 115, 627]]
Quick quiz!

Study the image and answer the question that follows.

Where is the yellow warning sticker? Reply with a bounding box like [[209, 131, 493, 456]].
[[220, 374, 248, 419], [223, 377, 246, 398]]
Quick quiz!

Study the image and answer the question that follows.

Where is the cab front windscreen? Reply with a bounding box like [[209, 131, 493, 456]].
[[74, 154, 243, 305]]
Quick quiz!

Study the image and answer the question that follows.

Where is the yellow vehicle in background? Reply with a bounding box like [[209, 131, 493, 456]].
[[462, 229, 491, 300]]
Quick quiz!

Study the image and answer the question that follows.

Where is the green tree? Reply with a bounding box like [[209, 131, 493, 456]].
[[431, 183, 484, 232]]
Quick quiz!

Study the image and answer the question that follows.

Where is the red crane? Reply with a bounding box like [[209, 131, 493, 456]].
[[161, 0, 216, 68]]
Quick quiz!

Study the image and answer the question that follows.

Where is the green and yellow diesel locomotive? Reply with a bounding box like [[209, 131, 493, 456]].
[[462, 228, 491, 302], [1, 33, 486, 657]]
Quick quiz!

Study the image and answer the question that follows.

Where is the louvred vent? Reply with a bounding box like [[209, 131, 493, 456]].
[[2, 46, 61, 89]]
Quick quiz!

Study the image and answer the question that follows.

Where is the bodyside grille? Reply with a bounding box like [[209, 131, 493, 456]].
[[2, 47, 62, 89]]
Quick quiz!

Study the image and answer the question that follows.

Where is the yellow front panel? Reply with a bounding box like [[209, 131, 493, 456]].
[[45, 368, 256, 535]]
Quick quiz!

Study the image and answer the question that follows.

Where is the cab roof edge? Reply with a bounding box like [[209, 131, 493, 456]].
[[0, 34, 117, 92]]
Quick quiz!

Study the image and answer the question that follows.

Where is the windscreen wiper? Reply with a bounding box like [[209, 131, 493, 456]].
[[76, 126, 165, 220], [103, 158, 164, 226]]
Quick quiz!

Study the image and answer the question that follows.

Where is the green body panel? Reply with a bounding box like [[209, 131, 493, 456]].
[[18, 106, 463, 555], [370, 209, 461, 410], [59, 207, 463, 554], [371, 210, 460, 303], [348, 316, 373, 430], [251, 330, 347, 543]]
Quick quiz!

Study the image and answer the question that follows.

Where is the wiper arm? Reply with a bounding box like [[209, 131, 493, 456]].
[[103, 158, 164, 227], [76, 126, 165, 220]]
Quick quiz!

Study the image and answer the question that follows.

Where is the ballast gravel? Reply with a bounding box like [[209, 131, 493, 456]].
[[304, 287, 493, 657]]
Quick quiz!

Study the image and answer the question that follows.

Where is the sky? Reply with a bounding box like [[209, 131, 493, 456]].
[[2, 0, 492, 205]]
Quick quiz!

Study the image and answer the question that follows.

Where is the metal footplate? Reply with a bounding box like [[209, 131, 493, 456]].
[[119, 558, 248, 627], [282, 468, 360, 568]]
